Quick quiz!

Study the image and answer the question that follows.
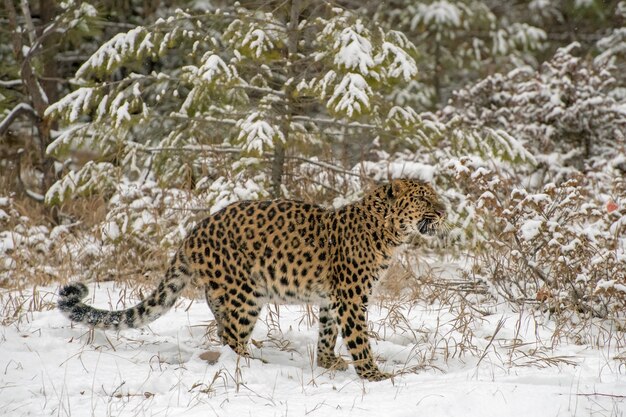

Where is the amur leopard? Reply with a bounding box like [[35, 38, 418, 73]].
[[58, 179, 446, 381]]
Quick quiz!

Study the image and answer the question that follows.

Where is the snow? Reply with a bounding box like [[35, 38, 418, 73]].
[[357, 161, 436, 183], [200, 54, 232, 82], [242, 29, 274, 58], [487, 128, 537, 164], [101, 220, 121, 241], [7, 8, 626, 415], [529, 0, 551, 12], [328, 73, 372, 117], [184, 53, 233, 88], [387, 106, 419, 126], [0, 79, 22, 88], [508, 23, 546, 51], [333, 23, 375, 76], [476, 191, 495, 209], [596, 279, 626, 293], [520, 219, 543, 241], [380, 42, 417, 81], [236, 112, 284, 153], [0, 232, 19, 254], [1, 280, 624, 417], [115, 101, 131, 127], [0, 103, 35, 133], [560, 238, 581, 253], [207, 176, 269, 214], [574, 0, 594, 7], [75, 27, 148, 79], [45, 87, 94, 122], [411, 1, 463, 30]]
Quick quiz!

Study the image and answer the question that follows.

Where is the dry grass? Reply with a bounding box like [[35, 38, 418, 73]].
[[2, 185, 624, 386], [0, 286, 57, 326]]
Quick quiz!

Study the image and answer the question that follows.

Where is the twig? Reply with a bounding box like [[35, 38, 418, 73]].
[[0, 79, 22, 88], [289, 155, 360, 177], [167, 113, 238, 126], [476, 317, 506, 368], [14, 149, 45, 202], [0, 103, 38, 137], [143, 144, 240, 153], [572, 392, 626, 399], [292, 115, 376, 129], [19, 0, 36, 45], [142, 144, 360, 178]]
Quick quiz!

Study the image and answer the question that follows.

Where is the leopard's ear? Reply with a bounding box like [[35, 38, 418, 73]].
[[387, 179, 408, 201]]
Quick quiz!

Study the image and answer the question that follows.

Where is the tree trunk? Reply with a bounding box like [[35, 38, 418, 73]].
[[38, 0, 60, 197], [433, 28, 441, 109], [4, 0, 59, 218], [271, 0, 301, 198]]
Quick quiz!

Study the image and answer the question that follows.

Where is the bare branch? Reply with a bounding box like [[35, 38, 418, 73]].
[[291, 115, 377, 129], [13, 149, 45, 202], [143, 144, 240, 153], [0, 79, 22, 88], [0, 103, 37, 137], [573, 392, 626, 399], [141, 143, 360, 177], [19, 0, 36, 45], [238, 85, 285, 97], [4, 0, 49, 115], [4, 0, 22, 59], [168, 113, 239, 126], [286, 155, 360, 177]]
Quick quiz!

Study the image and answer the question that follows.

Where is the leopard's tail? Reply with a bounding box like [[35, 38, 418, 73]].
[[58, 251, 192, 330]]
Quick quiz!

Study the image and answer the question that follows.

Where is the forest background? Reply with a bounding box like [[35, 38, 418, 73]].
[[1, 0, 625, 396]]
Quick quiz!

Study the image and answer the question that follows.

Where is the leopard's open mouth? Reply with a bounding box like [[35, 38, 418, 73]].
[[417, 218, 437, 236]]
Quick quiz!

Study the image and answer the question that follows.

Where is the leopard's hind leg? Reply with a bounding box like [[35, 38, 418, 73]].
[[204, 285, 226, 343], [205, 269, 262, 356]]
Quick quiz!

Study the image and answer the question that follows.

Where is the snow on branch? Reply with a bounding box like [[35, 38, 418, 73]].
[[333, 22, 376, 78], [206, 175, 270, 214], [236, 112, 284, 154], [486, 128, 537, 164], [185, 53, 233, 85], [378, 42, 417, 81], [291, 115, 376, 129], [225, 15, 287, 59], [411, 0, 467, 30], [242, 28, 276, 58], [75, 27, 161, 80], [328, 73, 372, 117], [44, 87, 97, 122], [0, 103, 37, 136], [45, 161, 117, 206], [0, 79, 22, 88], [46, 123, 89, 156], [180, 53, 242, 115]]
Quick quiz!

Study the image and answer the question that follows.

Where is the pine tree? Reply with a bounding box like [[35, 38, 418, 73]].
[[0, 0, 100, 204], [373, 0, 547, 109], [44, 2, 425, 243]]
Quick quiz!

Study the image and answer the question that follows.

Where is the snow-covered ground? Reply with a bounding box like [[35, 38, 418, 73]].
[[1, 280, 624, 417]]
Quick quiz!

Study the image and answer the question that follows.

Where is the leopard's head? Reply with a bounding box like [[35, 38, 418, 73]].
[[383, 179, 447, 240]]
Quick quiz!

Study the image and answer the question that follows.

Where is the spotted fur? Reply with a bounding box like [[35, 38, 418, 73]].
[[58, 179, 446, 381]]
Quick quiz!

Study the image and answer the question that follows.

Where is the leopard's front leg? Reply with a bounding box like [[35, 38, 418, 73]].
[[316, 302, 348, 371], [337, 295, 391, 381]]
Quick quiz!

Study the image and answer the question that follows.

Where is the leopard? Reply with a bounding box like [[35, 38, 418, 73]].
[[58, 179, 446, 381]]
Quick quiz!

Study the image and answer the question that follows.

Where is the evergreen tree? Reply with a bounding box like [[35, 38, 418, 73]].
[[374, 0, 547, 109], [43, 3, 426, 244], [0, 0, 100, 203]]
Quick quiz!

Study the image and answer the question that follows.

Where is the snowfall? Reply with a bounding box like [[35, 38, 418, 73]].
[[1, 259, 624, 417]]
